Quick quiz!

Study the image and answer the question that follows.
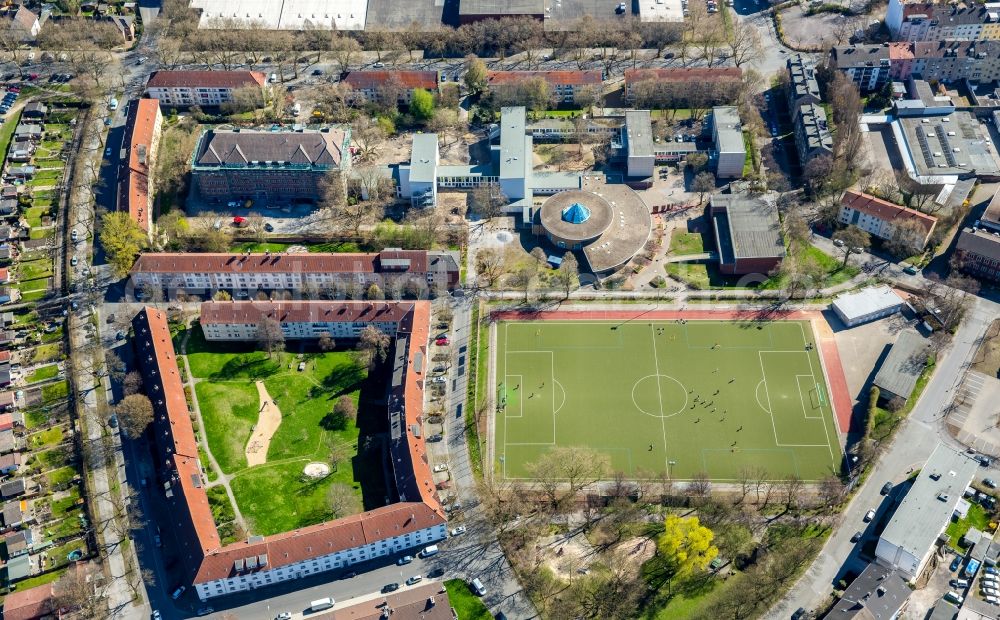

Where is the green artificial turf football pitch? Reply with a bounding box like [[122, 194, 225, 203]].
[[494, 319, 842, 482]]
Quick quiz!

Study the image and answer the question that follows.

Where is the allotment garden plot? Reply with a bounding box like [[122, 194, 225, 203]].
[[494, 319, 842, 482]]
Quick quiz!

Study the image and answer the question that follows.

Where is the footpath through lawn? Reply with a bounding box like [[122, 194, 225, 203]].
[[184, 327, 387, 536]]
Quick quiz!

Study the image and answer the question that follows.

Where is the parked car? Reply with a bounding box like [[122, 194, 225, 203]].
[[903, 265, 918, 275], [986, 567, 999, 575], [951, 556, 963, 572], [428, 434, 444, 442], [428, 567, 445, 578], [880, 482, 892, 495], [397, 555, 413, 565], [196, 608, 213, 617], [405, 575, 423, 586], [275, 613, 292, 620], [985, 478, 997, 489], [71, 229, 78, 241], [451, 526, 467, 536], [435, 337, 450, 346], [433, 463, 448, 472], [851, 531, 862, 543], [382, 583, 400, 593], [171, 586, 186, 600], [863, 509, 876, 522]]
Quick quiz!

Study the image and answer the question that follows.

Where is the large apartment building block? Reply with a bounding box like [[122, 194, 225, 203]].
[[129, 250, 461, 297], [887, 0, 1000, 41], [117, 99, 163, 233], [190, 128, 350, 205], [839, 190, 938, 249], [132, 305, 446, 601], [200, 301, 415, 342], [342, 71, 439, 106], [832, 40, 1000, 91], [144, 71, 267, 108], [793, 103, 834, 165], [486, 70, 602, 104], [786, 54, 822, 114]]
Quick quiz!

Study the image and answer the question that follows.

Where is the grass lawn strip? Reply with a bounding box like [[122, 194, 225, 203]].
[[445, 579, 491, 620]]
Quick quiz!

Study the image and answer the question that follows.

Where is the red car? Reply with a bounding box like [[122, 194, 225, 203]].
[[435, 337, 449, 346]]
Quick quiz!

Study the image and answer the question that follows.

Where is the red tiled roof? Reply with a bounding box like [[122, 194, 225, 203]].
[[130, 251, 430, 276], [146, 70, 267, 90], [0, 413, 12, 431], [136, 302, 444, 588], [1, 582, 56, 620], [487, 70, 602, 87], [343, 71, 438, 91], [118, 99, 161, 232], [624, 67, 742, 84], [0, 351, 10, 363], [200, 301, 416, 326], [840, 190, 938, 235], [0, 268, 7, 283]]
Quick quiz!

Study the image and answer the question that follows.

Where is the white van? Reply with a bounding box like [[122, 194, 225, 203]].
[[953, 578, 969, 588], [945, 591, 964, 605], [470, 578, 487, 596], [418, 545, 439, 558], [310, 597, 335, 611]]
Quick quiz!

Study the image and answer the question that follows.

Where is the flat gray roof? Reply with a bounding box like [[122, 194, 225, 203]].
[[409, 134, 438, 184], [713, 106, 744, 155], [711, 194, 785, 260], [897, 112, 1000, 177], [879, 444, 978, 565], [499, 106, 529, 182], [625, 110, 654, 159], [873, 330, 930, 400], [832, 285, 903, 322], [459, 0, 542, 15]]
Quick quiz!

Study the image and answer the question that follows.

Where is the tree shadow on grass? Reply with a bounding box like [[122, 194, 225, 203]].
[[309, 363, 367, 401], [209, 354, 282, 382]]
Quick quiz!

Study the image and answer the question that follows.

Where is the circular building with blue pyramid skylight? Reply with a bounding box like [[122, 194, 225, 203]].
[[535, 179, 652, 275], [539, 190, 614, 250]]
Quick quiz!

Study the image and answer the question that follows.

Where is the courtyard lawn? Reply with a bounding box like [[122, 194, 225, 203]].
[[445, 579, 492, 620], [186, 327, 372, 535], [230, 460, 363, 536], [193, 381, 259, 474], [668, 232, 706, 256], [495, 319, 842, 481]]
